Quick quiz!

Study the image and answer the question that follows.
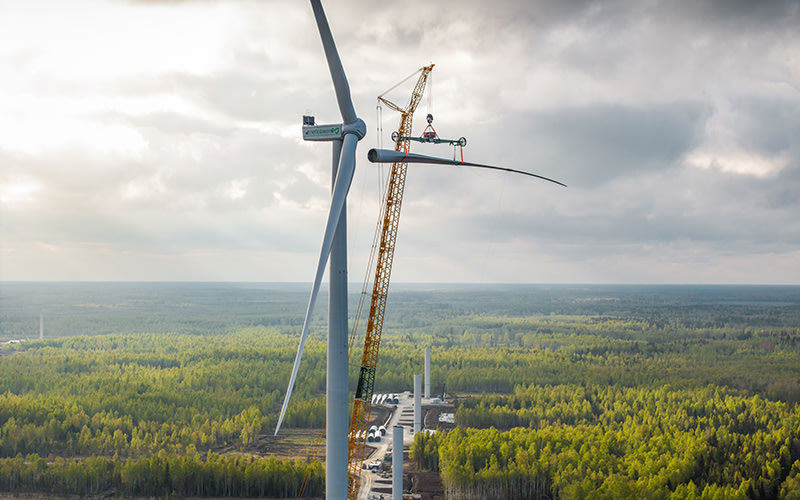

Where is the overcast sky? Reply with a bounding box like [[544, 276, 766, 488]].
[[1, 0, 799, 284]]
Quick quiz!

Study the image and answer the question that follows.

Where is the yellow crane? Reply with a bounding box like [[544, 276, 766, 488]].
[[346, 64, 434, 500]]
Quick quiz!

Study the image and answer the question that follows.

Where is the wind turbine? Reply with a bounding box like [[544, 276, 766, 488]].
[[274, 1, 365, 499], [276, 3, 565, 499]]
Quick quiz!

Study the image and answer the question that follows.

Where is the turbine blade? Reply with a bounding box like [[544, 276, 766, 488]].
[[367, 148, 567, 187], [310, 0, 357, 124], [275, 134, 359, 435]]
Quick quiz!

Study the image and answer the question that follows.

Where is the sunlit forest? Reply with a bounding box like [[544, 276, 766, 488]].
[[1, 283, 800, 499]]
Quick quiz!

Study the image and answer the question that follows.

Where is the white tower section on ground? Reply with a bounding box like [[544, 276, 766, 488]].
[[393, 425, 403, 500], [414, 374, 422, 433], [424, 347, 430, 398]]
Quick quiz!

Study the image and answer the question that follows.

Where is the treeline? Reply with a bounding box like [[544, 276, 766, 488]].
[[412, 383, 800, 499], [377, 319, 800, 403], [0, 451, 323, 498], [2, 284, 800, 498], [0, 395, 269, 458], [0, 328, 333, 462], [2, 319, 799, 462], [7, 283, 799, 340], [0, 329, 327, 497], [0, 328, 325, 454], [0, 282, 312, 338]]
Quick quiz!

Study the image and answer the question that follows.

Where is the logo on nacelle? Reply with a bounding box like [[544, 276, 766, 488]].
[[303, 124, 343, 141]]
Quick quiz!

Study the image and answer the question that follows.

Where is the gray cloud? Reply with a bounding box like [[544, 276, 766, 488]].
[[729, 98, 800, 154], [512, 103, 708, 187], [2, 0, 799, 283]]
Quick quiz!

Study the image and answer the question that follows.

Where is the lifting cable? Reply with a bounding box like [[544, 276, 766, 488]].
[[349, 155, 391, 353], [351, 71, 426, 354], [426, 67, 433, 117]]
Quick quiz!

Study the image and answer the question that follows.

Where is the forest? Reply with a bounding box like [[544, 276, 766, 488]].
[[1, 282, 800, 499]]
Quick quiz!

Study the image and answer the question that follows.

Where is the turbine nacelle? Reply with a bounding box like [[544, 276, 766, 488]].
[[302, 117, 367, 142]]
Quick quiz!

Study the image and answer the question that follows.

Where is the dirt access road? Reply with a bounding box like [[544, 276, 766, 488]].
[[358, 391, 415, 500]]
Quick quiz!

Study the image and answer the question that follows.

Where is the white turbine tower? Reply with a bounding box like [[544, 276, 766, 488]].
[[275, 1, 365, 499]]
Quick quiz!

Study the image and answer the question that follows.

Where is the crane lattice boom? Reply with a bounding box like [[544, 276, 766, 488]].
[[346, 64, 434, 500]]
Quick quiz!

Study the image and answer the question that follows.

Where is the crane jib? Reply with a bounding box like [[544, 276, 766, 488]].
[[345, 64, 434, 500]]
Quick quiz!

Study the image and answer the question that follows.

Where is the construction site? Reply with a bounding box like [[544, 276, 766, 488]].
[[262, 385, 455, 500]]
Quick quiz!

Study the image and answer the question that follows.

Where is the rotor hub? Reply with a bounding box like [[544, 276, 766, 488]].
[[343, 118, 367, 140]]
